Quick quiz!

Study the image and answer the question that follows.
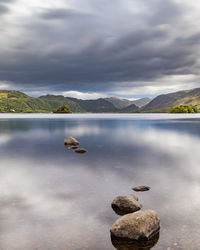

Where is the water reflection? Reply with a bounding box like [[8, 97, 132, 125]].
[[111, 233, 159, 250], [0, 114, 200, 249]]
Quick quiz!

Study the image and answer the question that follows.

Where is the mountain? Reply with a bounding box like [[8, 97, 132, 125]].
[[2, 88, 200, 113], [39, 95, 85, 113], [105, 97, 151, 109], [67, 97, 118, 113], [105, 97, 132, 109], [0, 90, 50, 113], [0, 91, 118, 113], [131, 98, 151, 107], [0, 91, 84, 113], [142, 88, 200, 112], [121, 103, 139, 112]]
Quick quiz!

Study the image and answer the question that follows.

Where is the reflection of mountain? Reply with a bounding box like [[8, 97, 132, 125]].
[[111, 233, 159, 250], [1, 116, 200, 248]]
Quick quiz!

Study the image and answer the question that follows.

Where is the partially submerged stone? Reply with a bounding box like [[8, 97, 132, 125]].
[[110, 210, 160, 241], [75, 148, 87, 154], [111, 194, 141, 215], [132, 186, 150, 192], [65, 145, 78, 150], [111, 232, 159, 250], [64, 136, 79, 146]]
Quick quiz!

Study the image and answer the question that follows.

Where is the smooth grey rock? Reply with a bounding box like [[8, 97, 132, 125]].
[[111, 195, 141, 215], [64, 136, 79, 146], [132, 186, 150, 192], [75, 148, 87, 154], [110, 210, 160, 241]]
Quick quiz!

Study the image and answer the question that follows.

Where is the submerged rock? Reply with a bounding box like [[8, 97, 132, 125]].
[[64, 136, 79, 146], [65, 145, 78, 150], [111, 194, 141, 215], [110, 210, 160, 241], [111, 232, 159, 250], [75, 148, 87, 154], [70, 145, 78, 149], [132, 186, 150, 192]]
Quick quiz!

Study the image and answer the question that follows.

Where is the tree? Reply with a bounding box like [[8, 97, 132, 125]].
[[53, 105, 72, 113], [168, 105, 198, 113]]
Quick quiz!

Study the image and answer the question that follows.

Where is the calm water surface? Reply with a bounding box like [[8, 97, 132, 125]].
[[0, 113, 200, 249]]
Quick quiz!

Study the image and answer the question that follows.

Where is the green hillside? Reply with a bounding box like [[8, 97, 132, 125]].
[[0, 91, 84, 113], [0, 90, 118, 113], [142, 88, 200, 112], [0, 91, 49, 113], [1, 88, 200, 113], [39, 95, 85, 113], [67, 97, 118, 113]]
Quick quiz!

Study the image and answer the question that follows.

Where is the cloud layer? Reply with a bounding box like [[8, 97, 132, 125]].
[[1, 0, 200, 98]]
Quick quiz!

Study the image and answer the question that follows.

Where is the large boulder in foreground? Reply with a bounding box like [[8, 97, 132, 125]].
[[110, 210, 160, 241], [64, 136, 79, 146], [111, 194, 141, 215]]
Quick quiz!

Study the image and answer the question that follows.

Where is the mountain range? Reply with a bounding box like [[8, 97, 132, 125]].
[[0, 90, 150, 113], [0, 88, 200, 113]]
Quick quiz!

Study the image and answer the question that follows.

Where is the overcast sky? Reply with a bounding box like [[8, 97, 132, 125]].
[[0, 0, 200, 99]]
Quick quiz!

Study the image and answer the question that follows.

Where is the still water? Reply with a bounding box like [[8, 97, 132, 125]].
[[0, 113, 200, 250]]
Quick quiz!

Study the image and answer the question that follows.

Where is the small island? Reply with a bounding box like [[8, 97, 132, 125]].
[[53, 105, 72, 113], [169, 105, 198, 113]]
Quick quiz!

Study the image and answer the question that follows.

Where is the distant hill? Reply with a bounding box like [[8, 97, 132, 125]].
[[121, 103, 139, 112], [105, 97, 151, 109], [142, 88, 200, 112], [0, 91, 84, 113], [0, 90, 50, 113], [67, 97, 118, 113], [1, 88, 200, 113], [105, 97, 132, 109], [0, 91, 119, 113], [39, 95, 85, 113], [131, 98, 151, 107]]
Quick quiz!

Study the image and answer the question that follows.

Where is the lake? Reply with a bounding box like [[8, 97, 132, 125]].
[[0, 113, 200, 249]]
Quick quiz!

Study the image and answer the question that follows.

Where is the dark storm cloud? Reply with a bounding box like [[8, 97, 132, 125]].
[[0, 5, 9, 15], [0, 0, 15, 15], [0, 0, 200, 95], [39, 8, 92, 20]]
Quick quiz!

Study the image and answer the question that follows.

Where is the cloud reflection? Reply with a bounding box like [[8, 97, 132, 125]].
[[0, 116, 200, 249]]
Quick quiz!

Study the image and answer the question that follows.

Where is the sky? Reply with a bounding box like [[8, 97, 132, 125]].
[[0, 0, 200, 99]]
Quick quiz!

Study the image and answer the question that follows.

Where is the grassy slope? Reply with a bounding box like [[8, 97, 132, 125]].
[[0, 91, 85, 113], [39, 95, 85, 113], [67, 97, 119, 113], [142, 88, 200, 112]]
